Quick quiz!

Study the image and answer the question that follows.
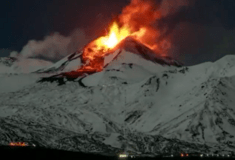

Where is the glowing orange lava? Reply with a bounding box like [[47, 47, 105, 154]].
[[94, 22, 148, 52], [9, 142, 28, 146], [96, 22, 131, 50], [76, 0, 170, 75], [78, 21, 149, 73], [82, 22, 147, 61]]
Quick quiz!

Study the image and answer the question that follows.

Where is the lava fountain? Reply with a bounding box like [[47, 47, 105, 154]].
[[77, 0, 170, 74]]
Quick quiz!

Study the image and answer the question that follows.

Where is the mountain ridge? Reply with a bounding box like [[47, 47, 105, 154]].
[[0, 39, 235, 155], [37, 37, 182, 82]]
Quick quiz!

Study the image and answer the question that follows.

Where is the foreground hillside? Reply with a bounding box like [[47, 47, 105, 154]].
[[0, 39, 234, 155]]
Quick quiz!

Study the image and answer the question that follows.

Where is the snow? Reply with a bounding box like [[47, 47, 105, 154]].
[[0, 58, 52, 93], [13, 58, 53, 73], [82, 71, 105, 87], [0, 105, 19, 117], [103, 133, 122, 148], [0, 58, 53, 74], [104, 49, 120, 66], [104, 64, 153, 85], [36, 52, 82, 73], [63, 58, 81, 72], [106, 50, 169, 74], [0, 74, 42, 94], [0, 40, 235, 154], [0, 64, 14, 73]]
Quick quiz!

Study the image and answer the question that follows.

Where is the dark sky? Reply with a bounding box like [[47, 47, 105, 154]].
[[0, 0, 235, 66], [0, 0, 128, 50]]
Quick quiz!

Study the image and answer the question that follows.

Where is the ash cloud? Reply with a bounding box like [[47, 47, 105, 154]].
[[116, 0, 194, 55], [153, 0, 235, 64], [156, 0, 235, 35], [8, 0, 235, 66], [10, 28, 89, 62], [158, 0, 193, 17], [157, 0, 235, 30]]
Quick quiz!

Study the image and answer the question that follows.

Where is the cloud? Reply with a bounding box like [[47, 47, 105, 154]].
[[158, 0, 193, 17], [0, 48, 14, 57], [155, 0, 235, 36], [10, 28, 90, 61], [116, 0, 195, 56]]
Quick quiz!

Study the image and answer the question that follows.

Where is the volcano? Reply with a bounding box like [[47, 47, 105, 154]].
[[1, 37, 235, 155], [1, 0, 235, 155], [37, 37, 182, 84]]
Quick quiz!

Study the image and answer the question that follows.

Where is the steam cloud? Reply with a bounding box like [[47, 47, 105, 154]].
[[10, 28, 89, 62]]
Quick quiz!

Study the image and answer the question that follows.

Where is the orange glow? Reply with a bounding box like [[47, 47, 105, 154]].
[[9, 142, 28, 147], [83, 22, 147, 61], [95, 22, 131, 51], [79, 22, 148, 73], [9, 142, 15, 146], [76, 0, 171, 74]]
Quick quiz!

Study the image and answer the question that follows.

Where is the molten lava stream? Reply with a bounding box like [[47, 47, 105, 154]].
[[78, 21, 149, 74]]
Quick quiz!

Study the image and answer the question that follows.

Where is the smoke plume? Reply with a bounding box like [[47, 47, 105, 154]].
[[117, 0, 194, 55], [10, 28, 89, 62]]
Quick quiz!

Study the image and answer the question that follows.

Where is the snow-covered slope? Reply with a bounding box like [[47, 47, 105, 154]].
[[37, 37, 182, 82], [0, 38, 235, 155], [0, 57, 53, 93], [35, 52, 82, 73], [0, 57, 17, 73], [0, 57, 17, 67], [0, 74, 42, 94], [0, 57, 53, 74]]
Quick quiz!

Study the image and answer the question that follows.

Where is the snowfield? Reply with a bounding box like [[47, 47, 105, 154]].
[[0, 57, 53, 74], [0, 38, 235, 155], [0, 57, 53, 93]]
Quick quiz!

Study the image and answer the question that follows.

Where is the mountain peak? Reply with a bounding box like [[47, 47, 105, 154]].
[[104, 37, 183, 68], [37, 37, 182, 81]]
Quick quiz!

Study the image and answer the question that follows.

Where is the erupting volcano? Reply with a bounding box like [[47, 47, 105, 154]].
[[76, 0, 167, 75], [79, 23, 152, 72], [2, 0, 235, 156], [36, 0, 177, 79]]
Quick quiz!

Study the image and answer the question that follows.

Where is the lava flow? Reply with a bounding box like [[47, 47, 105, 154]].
[[78, 22, 148, 73], [76, 0, 168, 74], [83, 22, 147, 61], [9, 142, 28, 147]]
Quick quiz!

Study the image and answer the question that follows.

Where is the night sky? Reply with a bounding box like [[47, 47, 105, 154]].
[[1, 0, 235, 65]]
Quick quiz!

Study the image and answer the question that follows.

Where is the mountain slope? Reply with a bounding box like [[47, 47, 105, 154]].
[[0, 57, 53, 74], [0, 38, 235, 155], [0, 57, 17, 67], [37, 37, 182, 82], [35, 52, 82, 73]]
